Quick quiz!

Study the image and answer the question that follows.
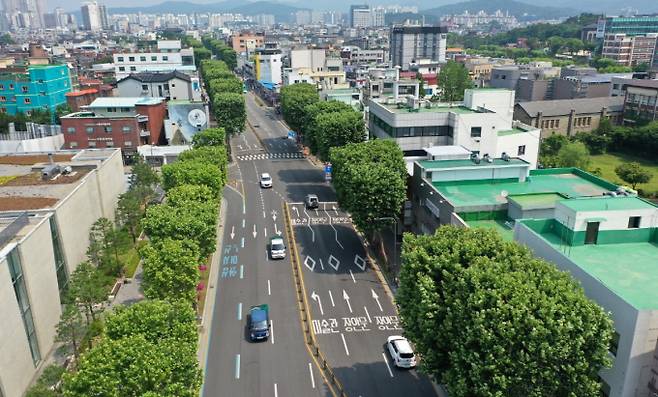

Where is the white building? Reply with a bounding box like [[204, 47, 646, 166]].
[[368, 87, 540, 168], [254, 48, 282, 85], [0, 149, 124, 397], [390, 25, 448, 70], [116, 71, 202, 102], [112, 40, 196, 80], [80, 1, 106, 31], [284, 49, 348, 89], [350, 4, 370, 28]]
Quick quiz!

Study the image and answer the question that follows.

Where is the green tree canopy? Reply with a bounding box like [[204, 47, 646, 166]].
[[141, 238, 200, 303], [556, 141, 590, 169], [61, 335, 201, 397], [166, 184, 217, 207], [105, 300, 197, 346], [177, 146, 228, 187], [313, 110, 366, 161], [116, 191, 143, 243], [302, 101, 352, 151], [397, 227, 613, 397], [161, 160, 222, 197], [615, 162, 653, 189], [66, 262, 109, 325], [437, 61, 472, 103], [280, 83, 319, 133], [213, 93, 246, 135], [191, 127, 226, 147]]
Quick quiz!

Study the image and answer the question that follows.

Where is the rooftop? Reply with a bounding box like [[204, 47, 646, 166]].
[[525, 222, 658, 310], [509, 193, 567, 210], [117, 70, 191, 84], [558, 196, 656, 212], [497, 127, 530, 136], [87, 97, 164, 108], [380, 102, 479, 114], [65, 88, 98, 97], [516, 96, 625, 117], [434, 169, 613, 208], [419, 158, 528, 170]]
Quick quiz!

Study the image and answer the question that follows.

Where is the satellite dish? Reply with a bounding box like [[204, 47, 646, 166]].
[[501, 190, 509, 198], [187, 109, 207, 126]]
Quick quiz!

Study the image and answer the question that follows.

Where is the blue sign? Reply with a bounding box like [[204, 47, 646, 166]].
[[325, 163, 332, 173], [288, 130, 297, 140]]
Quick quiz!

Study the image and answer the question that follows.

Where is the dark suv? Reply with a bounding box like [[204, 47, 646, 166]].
[[249, 304, 270, 341]]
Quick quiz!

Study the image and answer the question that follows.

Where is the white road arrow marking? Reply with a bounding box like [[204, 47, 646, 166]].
[[252, 224, 257, 238], [342, 290, 353, 313], [371, 289, 383, 312], [311, 291, 324, 315], [274, 223, 281, 236], [293, 206, 300, 217], [272, 210, 278, 222], [230, 226, 235, 240]]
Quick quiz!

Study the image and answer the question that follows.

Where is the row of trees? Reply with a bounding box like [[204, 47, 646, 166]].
[[200, 59, 246, 136], [201, 35, 237, 70], [280, 83, 366, 161], [397, 227, 613, 397], [57, 128, 228, 395], [0, 104, 71, 133]]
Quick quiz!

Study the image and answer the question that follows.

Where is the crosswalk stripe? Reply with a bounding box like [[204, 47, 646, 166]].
[[235, 152, 304, 161]]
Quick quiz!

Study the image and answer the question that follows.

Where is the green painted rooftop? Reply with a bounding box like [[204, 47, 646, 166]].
[[468, 219, 515, 241], [382, 103, 478, 114], [509, 193, 566, 209], [535, 230, 658, 310], [558, 196, 657, 212], [418, 158, 528, 169], [434, 172, 611, 208], [497, 127, 528, 136]]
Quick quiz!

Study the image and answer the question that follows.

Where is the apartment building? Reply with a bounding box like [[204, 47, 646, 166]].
[[622, 78, 658, 123], [116, 71, 202, 102], [112, 40, 196, 80], [230, 32, 265, 54], [254, 48, 282, 85], [0, 149, 123, 397], [390, 26, 448, 70], [602, 33, 658, 67], [61, 97, 167, 153], [0, 64, 72, 116]]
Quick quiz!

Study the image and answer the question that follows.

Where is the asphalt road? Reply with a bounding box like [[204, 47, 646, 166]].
[[203, 92, 437, 397]]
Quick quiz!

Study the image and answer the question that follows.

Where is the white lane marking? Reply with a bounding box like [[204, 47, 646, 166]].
[[267, 279, 271, 295], [319, 258, 324, 270], [274, 223, 281, 236], [230, 226, 235, 239], [324, 206, 344, 249], [263, 210, 266, 218], [311, 291, 324, 315], [241, 237, 245, 248], [274, 383, 278, 397], [303, 207, 315, 242], [364, 306, 372, 323], [382, 353, 394, 378], [372, 289, 384, 312], [341, 333, 350, 356], [308, 363, 316, 388], [264, 227, 267, 237], [242, 219, 246, 228], [240, 265, 244, 279], [328, 290, 335, 307], [252, 224, 257, 238], [270, 320, 274, 344], [292, 206, 300, 217], [343, 290, 353, 313], [349, 269, 356, 283], [235, 354, 241, 379], [237, 303, 242, 320]]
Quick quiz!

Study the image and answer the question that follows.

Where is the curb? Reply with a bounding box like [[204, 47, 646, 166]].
[[197, 197, 227, 372], [353, 229, 397, 307]]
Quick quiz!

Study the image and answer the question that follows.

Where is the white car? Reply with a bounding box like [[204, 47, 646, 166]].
[[260, 173, 272, 188], [386, 335, 417, 368], [269, 237, 286, 259]]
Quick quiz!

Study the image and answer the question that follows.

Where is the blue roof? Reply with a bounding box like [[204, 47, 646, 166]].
[[257, 80, 278, 91]]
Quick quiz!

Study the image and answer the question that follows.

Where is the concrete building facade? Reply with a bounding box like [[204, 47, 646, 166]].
[[0, 64, 72, 116], [112, 40, 195, 80], [254, 48, 282, 85], [116, 71, 201, 102], [390, 26, 448, 70], [602, 33, 658, 67]]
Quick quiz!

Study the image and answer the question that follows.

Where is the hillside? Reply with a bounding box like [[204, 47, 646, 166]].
[[423, 0, 577, 21]]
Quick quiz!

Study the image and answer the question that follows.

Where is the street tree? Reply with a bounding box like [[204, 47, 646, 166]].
[[66, 262, 108, 325], [302, 101, 352, 152], [61, 335, 202, 397], [116, 191, 142, 243], [213, 93, 246, 135], [130, 157, 159, 205], [314, 110, 366, 161], [191, 127, 226, 147], [397, 227, 613, 397], [556, 141, 591, 169], [280, 83, 318, 133], [615, 162, 653, 189], [177, 146, 228, 187], [86, 217, 120, 276], [55, 304, 86, 360], [330, 140, 406, 237], [105, 300, 197, 346], [142, 202, 217, 257], [166, 184, 217, 207], [437, 61, 472, 103], [141, 238, 200, 303], [161, 160, 223, 197], [208, 77, 242, 96]]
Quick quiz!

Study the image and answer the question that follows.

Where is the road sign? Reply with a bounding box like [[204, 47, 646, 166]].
[[287, 130, 297, 140], [325, 162, 332, 181]]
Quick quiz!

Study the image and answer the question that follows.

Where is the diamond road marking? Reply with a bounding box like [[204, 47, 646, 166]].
[[354, 254, 366, 271], [304, 256, 316, 272], [328, 255, 340, 271]]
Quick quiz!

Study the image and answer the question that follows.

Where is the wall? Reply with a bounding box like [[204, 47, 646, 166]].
[[516, 79, 552, 102], [137, 103, 166, 145], [515, 221, 658, 397], [0, 134, 64, 153], [496, 129, 540, 168], [61, 116, 140, 150]]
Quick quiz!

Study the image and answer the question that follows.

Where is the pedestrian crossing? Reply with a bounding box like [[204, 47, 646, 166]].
[[236, 152, 304, 161]]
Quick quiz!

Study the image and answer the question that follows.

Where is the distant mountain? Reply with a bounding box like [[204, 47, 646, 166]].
[[423, 0, 577, 21], [546, 0, 658, 14], [228, 1, 307, 21]]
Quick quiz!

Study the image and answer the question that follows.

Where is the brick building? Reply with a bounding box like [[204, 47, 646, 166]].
[[230, 32, 265, 54], [60, 97, 166, 154], [65, 87, 112, 112]]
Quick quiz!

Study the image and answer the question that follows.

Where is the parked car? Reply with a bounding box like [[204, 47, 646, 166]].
[[269, 236, 286, 259], [249, 304, 270, 341], [305, 194, 319, 209], [260, 173, 272, 188], [386, 335, 417, 368]]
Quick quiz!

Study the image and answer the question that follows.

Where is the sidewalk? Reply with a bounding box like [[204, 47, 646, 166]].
[[110, 264, 145, 308]]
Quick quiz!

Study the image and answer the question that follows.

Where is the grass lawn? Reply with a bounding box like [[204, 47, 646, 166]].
[[590, 152, 658, 196], [115, 228, 147, 278]]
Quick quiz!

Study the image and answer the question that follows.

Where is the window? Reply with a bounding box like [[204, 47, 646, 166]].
[[9, 84, 13, 89], [555, 119, 560, 128], [104, 126, 112, 133], [609, 331, 620, 356], [49, 217, 68, 294], [122, 126, 132, 132], [86, 127, 94, 133], [118, 66, 125, 72], [105, 140, 114, 147], [24, 98, 31, 104], [128, 56, 135, 62], [0, 96, 5, 101], [0, 84, 4, 89], [151, 56, 157, 61], [140, 56, 146, 62], [117, 56, 124, 62], [162, 56, 168, 61], [124, 141, 133, 147], [66, 127, 75, 133], [142, 84, 148, 90], [518, 145, 526, 155], [121, 108, 130, 112], [470, 127, 482, 138], [130, 66, 136, 72], [88, 141, 97, 147], [171, 83, 175, 87], [69, 141, 78, 148], [628, 216, 641, 228], [8, 248, 41, 365], [107, 107, 116, 112]]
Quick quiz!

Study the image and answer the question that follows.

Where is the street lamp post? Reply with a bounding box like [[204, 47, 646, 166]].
[[375, 216, 398, 272]]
